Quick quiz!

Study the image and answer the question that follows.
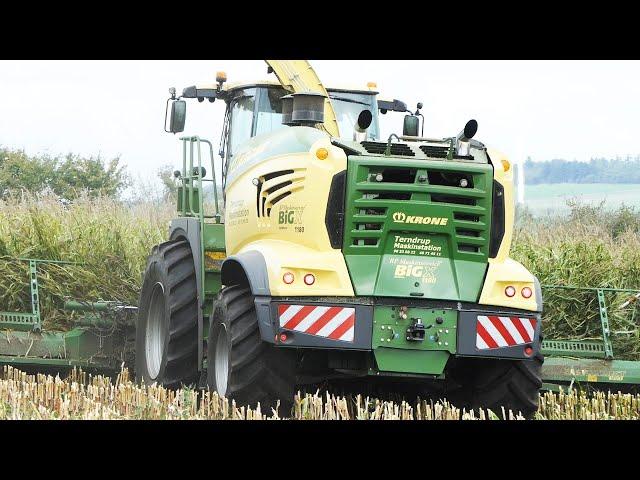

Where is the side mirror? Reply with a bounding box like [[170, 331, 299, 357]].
[[165, 99, 186, 134], [403, 115, 420, 137]]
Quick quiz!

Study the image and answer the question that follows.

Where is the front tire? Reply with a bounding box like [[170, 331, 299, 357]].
[[207, 285, 296, 416], [135, 239, 199, 388]]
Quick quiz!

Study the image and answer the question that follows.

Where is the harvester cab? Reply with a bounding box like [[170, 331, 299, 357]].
[[143, 60, 544, 417]]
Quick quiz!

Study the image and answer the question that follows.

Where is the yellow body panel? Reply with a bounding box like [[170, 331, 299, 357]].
[[479, 258, 538, 311], [479, 148, 539, 311], [224, 136, 355, 297]]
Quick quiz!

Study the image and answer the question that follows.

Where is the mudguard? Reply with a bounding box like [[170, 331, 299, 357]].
[[221, 251, 271, 296]]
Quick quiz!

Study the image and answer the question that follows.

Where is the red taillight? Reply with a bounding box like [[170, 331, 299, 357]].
[[279, 333, 288, 342], [521, 287, 533, 299], [283, 272, 295, 284], [524, 346, 533, 356], [303, 273, 315, 285], [505, 285, 516, 297]]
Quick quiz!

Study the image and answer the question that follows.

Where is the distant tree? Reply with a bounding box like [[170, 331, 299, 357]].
[[157, 165, 179, 201], [50, 154, 128, 199], [0, 149, 55, 196], [524, 157, 640, 184], [0, 147, 129, 199]]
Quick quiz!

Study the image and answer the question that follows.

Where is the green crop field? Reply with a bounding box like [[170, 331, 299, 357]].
[[2, 192, 640, 359], [522, 183, 640, 214], [2, 193, 640, 419]]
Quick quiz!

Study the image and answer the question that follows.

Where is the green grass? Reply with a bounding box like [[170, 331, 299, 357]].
[[522, 183, 640, 214]]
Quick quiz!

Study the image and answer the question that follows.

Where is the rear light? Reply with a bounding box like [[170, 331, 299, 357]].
[[303, 273, 315, 285], [521, 286, 533, 299], [279, 333, 288, 342], [504, 285, 516, 297], [283, 272, 295, 284], [524, 346, 533, 356]]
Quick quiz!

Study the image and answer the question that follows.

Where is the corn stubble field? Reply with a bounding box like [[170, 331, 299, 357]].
[[2, 195, 640, 420], [3, 366, 640, 420]]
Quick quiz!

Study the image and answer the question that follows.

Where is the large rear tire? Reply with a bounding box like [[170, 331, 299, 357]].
[[207, 285, 296, 416], [448, 353, 543, 418], [135, 239, 199, 389]]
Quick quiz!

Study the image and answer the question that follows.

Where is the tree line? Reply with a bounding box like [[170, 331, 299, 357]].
[[4, 147, 640, 201], [523, 156, 640, 184], [0, 147, 129, 200]]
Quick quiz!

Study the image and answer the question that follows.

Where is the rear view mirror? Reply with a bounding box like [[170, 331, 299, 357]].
[[403, 115, 420, 137], [165, 99, 186, 134]]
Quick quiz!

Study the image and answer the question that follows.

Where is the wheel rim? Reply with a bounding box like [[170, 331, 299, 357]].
[[214, 326, 230, 396], [145, 282, 167, 380]]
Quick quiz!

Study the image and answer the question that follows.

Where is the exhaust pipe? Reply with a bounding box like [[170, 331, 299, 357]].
[[353, 109, 373, 141], [456, 119, 478, 156]]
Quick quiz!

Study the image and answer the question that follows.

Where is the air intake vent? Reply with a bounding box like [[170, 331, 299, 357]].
[[456, 229, 480, 238], [361, 141, 415, 157], [428, 171, 474, 188], [255, 169, 305, 218], [419, 145, 449, 158], [371, 168, 416, 183], [454, 213, 480, 222], [363, 192, 412, 201], [489, 180, 505, 258], [431, 194, 476, 206], [325, 171, 346, 248]]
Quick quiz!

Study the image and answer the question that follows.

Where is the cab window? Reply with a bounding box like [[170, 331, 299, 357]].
[[255, 87, 288, 137], [329, 91, 379, 141], [227, 88, 256, 158]]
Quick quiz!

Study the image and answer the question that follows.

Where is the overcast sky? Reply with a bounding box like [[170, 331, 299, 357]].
[[2, 60, 639, 182]]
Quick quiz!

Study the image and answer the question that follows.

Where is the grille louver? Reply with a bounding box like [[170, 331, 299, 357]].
[[255, 169, 305, 218], [345, 161, 492, 257], [361, 141, 415, 157], [419, 145, 449, 158]]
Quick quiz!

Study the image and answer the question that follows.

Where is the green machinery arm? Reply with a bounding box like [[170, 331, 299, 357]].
[[540, 284, 640, 389], [265, 60, 340, 138]]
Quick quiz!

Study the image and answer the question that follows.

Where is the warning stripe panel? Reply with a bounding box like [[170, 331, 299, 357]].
[[476, 315, 537, 350], [278, 305, 355, 342]]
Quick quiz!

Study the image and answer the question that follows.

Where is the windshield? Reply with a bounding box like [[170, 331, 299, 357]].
[[226, 87, 380, 159], [227, 87, 289, 158], [255, 87, 287, 136], [328, 91, 379, 141]]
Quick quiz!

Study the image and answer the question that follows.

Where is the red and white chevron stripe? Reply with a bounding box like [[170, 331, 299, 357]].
[[476, 315, 537, 350], [278, 305, 355, 342]]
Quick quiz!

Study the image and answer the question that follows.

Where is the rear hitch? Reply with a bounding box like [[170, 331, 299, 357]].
[[406, 318, 427, 341]]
